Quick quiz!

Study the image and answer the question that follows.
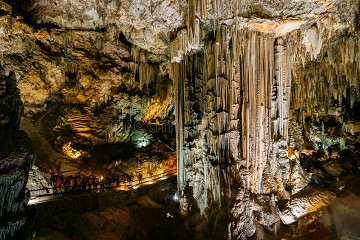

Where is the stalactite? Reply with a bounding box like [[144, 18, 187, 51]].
[[138, 63, 159, 90], [172, 0, 360, 217], [291, 33, 360, 122], [171, 61, 186, 195], [173, 20, 297, 213], [171, 1, 360, 238]]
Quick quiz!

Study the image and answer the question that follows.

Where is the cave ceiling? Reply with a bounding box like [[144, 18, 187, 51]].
[[0, 0, 353, 114]]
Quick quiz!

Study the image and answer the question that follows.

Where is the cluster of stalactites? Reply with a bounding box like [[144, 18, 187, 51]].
[[187, 0, 245, 28], [130, 48, 160, 90], [291, 33, 360, 121], [171, 0, 245, 63], [173, 23, 294, 213], [206, 25, 285, 194]]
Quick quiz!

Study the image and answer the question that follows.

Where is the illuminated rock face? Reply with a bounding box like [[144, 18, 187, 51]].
[[173, 28, 292, 214], [16, 0, 184, 54], [0, 1, 175, 154], [278, 186, 336, 225]]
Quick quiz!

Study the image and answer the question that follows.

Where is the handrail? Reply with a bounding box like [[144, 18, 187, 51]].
[[28, 168, 177, 201]]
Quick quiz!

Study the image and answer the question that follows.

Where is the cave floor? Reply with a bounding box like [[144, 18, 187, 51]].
[[34, 182, 189, 240], [20, 115, 360, 240], [32, 176, 360, 240]]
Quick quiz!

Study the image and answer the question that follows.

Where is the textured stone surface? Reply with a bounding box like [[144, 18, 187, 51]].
[[0, 1, 175, 151], [173, 0, 351, 208], [230, 189, 280, 239], [17, 0, 184, 54], [278, 187, 336, 225], [0, 66, 34, 240]]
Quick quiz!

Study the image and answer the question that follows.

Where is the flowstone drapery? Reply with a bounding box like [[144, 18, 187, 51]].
[[173, 26, 293, 214]]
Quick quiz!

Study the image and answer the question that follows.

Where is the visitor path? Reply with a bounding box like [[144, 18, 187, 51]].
[[28, 168, 177, 205]]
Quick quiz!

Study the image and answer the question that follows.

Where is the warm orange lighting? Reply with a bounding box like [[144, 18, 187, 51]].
[[62, 142, 82, 159], [287, 148, 297, 160], [142, 97, 171, 122]]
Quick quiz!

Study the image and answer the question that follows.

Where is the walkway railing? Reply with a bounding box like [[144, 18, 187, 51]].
[[28, 168, 177, 205]]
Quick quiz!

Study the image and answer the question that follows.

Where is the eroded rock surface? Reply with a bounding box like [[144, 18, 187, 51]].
[[278, 187, 336, 225], [0, 129, 34, 240], [0, 66, 34, 239], [20, 0, 184, 53]]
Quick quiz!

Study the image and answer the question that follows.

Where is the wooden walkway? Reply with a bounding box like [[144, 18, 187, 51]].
[[28, 168, 177, 205]]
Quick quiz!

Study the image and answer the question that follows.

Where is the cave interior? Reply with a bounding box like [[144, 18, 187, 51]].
[[0, 0, 360, 239]]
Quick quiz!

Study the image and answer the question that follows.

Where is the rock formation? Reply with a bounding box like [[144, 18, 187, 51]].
[[171, 0, 360, 238], [0, 65, 34, 239], [278, 186, 336, 225]]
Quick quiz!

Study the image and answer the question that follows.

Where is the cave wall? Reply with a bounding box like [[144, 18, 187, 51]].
[[0, 0, 360, 238], [291, 31, 360, 123]]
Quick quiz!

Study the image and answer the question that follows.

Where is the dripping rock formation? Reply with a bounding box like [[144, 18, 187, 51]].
[[171, 0, 360, 239]]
